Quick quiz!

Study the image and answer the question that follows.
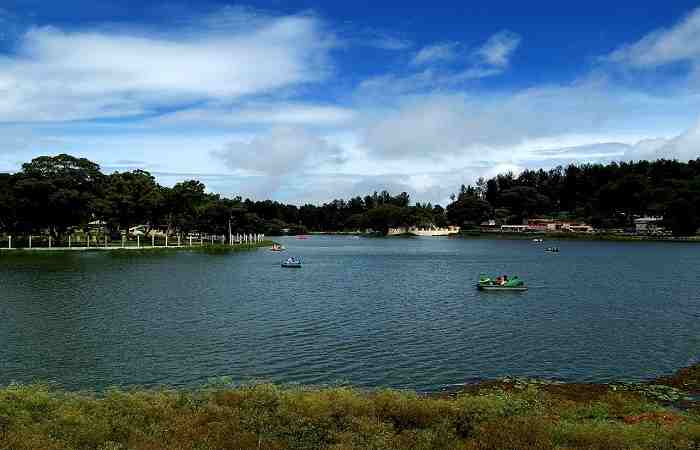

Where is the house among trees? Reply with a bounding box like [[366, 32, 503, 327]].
[[634, 217, 665, 234]]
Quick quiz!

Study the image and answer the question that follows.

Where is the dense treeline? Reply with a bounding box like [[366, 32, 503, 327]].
[[447, 159, 700, 235], [1, 154, 699, 237], [0, 154, 446, 237]]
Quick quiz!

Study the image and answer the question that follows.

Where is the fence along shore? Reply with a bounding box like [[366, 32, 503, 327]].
[[0, 233, 266, 251]]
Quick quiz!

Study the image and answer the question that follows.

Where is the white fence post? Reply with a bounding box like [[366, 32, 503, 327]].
[[8, 235, 11, 249], [29, 235, 32, 249], [189, 236, 192, 247], [165, 235, 168, 247], [137, 235, 140, 248], [152, 235, 155, 247]]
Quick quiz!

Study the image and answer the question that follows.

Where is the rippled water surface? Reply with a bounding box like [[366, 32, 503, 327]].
[[1, 236, 699, 391]]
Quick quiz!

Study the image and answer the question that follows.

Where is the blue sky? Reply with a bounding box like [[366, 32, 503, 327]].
[[1, 1, 700, 204]]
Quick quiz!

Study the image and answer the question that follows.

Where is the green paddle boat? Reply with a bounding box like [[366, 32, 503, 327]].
[[476, 274, 528, 291]]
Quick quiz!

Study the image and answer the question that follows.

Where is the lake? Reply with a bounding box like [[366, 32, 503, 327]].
[[1, 236, 699, 392]]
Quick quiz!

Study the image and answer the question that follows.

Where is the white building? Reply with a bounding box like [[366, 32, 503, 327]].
[[634, 217, 664, 234], [387, 225, 460, 236]]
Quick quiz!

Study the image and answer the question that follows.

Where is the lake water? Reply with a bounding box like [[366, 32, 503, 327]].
[[1, 236, 699, 391]]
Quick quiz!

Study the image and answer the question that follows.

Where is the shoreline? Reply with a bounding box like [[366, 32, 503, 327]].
[[455, 231, 700, 243], [0, 240, 275, 255], [299, 230, 700, 242], [1, 363, 698, 449]]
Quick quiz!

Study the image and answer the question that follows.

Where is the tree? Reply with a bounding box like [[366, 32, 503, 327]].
[[14, 154, 103, 235], [446, 194, 492, 227], [100, 170, 163, 231], [665, 199, 699, 236], [366, 205, 406, 235]]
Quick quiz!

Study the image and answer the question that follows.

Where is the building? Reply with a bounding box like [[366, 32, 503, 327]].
[[497, 219, 595, 233], [499, 224, 531, 232], [634, 216, 664, 234], [387, 225, 460, 236]]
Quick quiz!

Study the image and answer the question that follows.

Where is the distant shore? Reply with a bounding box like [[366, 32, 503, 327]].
[[457, 230, 700, 243], [305, 230, 700, 242]]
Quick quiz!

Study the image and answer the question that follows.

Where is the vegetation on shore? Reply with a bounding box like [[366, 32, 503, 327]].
[[1, 365, 699, 449], [448, 158, 700, 235], [6, 154, 700, 240]]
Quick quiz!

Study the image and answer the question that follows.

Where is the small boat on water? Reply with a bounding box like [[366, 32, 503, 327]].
[[476, 274, 528, 291], [545, 247, 559, 253], [270, 243, 286, 252], [281, 257, 302, 268], [532, 238, 544, 243]]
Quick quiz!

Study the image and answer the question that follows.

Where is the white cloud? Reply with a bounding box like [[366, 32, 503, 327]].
[[0, 11, 333, 122], [608, 7, 700, 68], [359, 31, 522, 97], [212, 126, 345, 176], [623, 118, 700, 161], [412, 42, 458, 65], [475, 30, 521, 68], [155, 102, 354, 128]]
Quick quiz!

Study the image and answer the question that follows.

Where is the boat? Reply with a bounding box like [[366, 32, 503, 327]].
[[532, 238, 544, 243], [476, 274, 528, 291], [270, 244, 285, 252], [281, 257, 302, 268], [545, 247, 559, 253]]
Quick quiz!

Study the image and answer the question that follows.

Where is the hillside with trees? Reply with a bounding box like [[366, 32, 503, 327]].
[[1, 154, 699, 237]]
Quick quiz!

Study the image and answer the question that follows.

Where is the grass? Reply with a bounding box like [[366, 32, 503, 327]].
[[1, 365, 700, 449]]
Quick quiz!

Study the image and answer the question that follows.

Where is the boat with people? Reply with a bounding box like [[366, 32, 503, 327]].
[[545, 247, 559, 253], [532, 238, 544, 243], [476, 274, 528, 291], [281, 257, 302, 268], [270, 243, 286, 252]]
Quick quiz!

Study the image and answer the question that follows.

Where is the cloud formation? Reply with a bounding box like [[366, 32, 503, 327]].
[[155, 102, 355, 128], [0, 11, 333, 122], [475, 30, 521, 68], [608, 7, 700, 68], [212, 126, 344, 176], [412, 42, 458, 65], [1, 4, 699, 206]]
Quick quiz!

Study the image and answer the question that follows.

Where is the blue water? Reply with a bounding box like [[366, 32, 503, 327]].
[[0, 236, 698, 391]]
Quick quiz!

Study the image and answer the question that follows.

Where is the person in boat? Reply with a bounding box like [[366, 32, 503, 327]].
[[501, 275, 508, 285]]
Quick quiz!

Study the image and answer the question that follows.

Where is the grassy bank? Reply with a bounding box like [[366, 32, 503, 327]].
[[1, 365, 699, 449]]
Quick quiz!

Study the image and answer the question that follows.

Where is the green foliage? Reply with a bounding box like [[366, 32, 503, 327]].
[[0, 381, 698, 450], [0, 155, 450, 237], [5, 154, 700, 237], [447, 159, 700, 233]]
